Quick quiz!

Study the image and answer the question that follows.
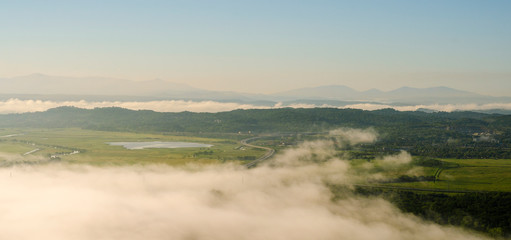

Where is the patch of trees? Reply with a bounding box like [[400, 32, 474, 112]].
[[412, 157, 445, 167], [353, 188, 511, 238], [376, 175, 436, 183], [193, 150, 214, 156]]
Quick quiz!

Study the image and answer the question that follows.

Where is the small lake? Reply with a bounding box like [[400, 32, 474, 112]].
[[108, 141, 213, 150]]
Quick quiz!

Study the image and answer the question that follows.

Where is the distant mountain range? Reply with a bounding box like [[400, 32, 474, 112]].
[[271, 85, 511, 104], [1, 74, 510, 106]]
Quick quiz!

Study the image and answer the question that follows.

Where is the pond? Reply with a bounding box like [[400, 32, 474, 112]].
[[108, 141, 213, 150]]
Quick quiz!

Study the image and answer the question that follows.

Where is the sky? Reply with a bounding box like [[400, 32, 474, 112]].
[[1, 0, 510, 95]]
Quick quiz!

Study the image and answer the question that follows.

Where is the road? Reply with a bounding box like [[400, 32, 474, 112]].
[[240, 136, 276, 168], [23, 148, 40, 156]]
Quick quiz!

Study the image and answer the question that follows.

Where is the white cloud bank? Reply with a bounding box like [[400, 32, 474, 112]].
[[0, 129, 487, 240], [1, 98, 511, 114], [0, 99, 268, 114]]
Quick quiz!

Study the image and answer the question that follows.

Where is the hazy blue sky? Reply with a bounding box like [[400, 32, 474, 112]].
[[1, 0, 510, 95]]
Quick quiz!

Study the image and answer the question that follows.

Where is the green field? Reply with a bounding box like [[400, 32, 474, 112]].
[[0, 128, 265, 165], [232, 134, 511, 193], [380, 158, 511, 192], [2, 128, 511, 192]]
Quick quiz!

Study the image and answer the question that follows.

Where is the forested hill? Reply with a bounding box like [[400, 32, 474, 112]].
[[0, 106, 509, 133]]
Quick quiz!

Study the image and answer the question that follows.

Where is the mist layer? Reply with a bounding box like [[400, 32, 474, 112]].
[[0, 129, 486, 239]]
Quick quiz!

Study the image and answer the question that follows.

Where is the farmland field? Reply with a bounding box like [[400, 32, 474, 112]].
[[0, 128, 265, 165], [383, 158, 511, 192]]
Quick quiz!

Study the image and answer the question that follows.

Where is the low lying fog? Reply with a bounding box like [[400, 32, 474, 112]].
[[1, 98, 511, 113], [0, 129, 486, 239]]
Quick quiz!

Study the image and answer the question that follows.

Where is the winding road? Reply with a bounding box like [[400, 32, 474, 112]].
[[240, 136, 276, 168]]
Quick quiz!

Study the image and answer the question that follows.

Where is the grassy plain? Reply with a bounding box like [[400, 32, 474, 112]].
[[0, 128, 265, 165], [384, 158, 511, 192], [2, 128, 511, 192]]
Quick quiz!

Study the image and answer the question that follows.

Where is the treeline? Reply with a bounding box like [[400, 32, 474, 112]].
[[1, 106, 508, 133], [1, 106, 510, 158]]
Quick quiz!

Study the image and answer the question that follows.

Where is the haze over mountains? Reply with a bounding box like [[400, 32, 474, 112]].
[[2, 74, 509, 103], [271, 85, 509, 104], [1, 74, 511, 114], [0, 74, 199, 99]]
